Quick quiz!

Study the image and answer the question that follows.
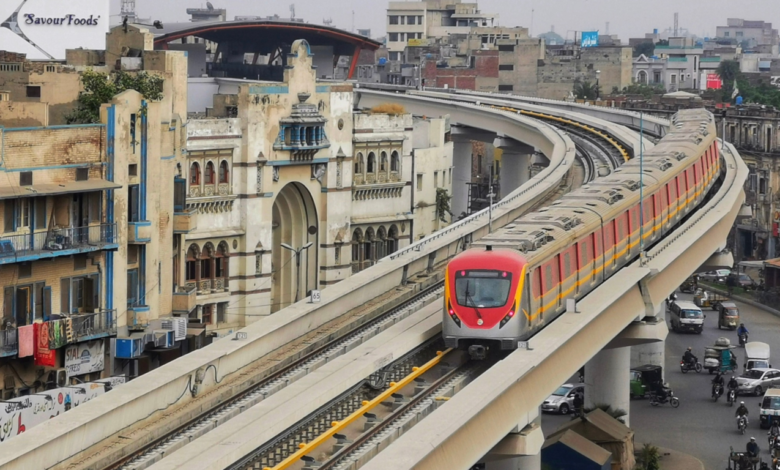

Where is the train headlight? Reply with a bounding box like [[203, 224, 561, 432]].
[[448, 301, 461, 328], [499, 303, 517, 329]]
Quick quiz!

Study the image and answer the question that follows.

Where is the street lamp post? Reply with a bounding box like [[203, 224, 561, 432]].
[[281, 241, 313, 303], [487, 164, 496, 233], [595, 70, 601, 101]]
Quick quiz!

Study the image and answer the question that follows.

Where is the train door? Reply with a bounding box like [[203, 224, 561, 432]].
[[530, 266, 542, 323], [541, 256, 560, 320], [592, 230, 603, 286], [628, 205, 640, 259], [560, 246, 576, 299], [659, 186, 670, 233], [577, 235, 595, 297], [602, 220, 615, 276]]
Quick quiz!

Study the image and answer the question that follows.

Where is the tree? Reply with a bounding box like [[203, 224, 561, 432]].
[[620, 83, 665, 99], [717, 60, 741, 101], [65, 69, 164, 124], [582, 403, 628, 423], [435, 188, 452, 222], [637, 444, 661, 470], [633, 42, 655, 58], [573, 80, 600, 100]]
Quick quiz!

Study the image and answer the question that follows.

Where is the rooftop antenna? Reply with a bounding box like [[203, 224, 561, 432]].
[[323, 17, 333, 26], [530, 9, 534, 37], [290, 4, 295, 20], [352, 10, 355, 33], [673, 12, 678, 37]]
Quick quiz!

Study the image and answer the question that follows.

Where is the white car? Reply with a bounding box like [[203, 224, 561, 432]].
[[542, 384, 583, 415], [736, 368, 780, 396], [699, 269, 731, 283]]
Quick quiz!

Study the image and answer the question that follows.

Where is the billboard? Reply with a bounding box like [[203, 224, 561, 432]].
[[581, 31, 599, 48], [0, 0, 108, 60], [706, 73, 723, 90]]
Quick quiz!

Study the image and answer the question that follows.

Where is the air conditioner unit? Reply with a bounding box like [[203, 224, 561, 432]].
[[115, 337, 143, 359], [55, 369, 67, 388], [153, 330, 175, 349]]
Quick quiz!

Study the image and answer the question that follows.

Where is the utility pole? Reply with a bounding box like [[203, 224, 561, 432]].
[[488, 164, 495, 233]]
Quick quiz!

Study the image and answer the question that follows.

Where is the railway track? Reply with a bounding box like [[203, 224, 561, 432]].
[[62, 103, 627, 470]]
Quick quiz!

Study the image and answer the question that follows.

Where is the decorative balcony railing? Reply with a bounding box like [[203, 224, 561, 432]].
[[70, 310, 117, 341], [0, 223, 117, 263]]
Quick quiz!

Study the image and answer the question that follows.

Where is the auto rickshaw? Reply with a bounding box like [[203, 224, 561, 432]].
[[630, 364, 663, 399], [694, 288, 729, 309], [679, 276, 696, 294], [717, 301, 741, 330], [727, 446, 761, 470]]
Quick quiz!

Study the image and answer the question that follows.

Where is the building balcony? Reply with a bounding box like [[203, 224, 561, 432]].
[[173, 208, 198, 234], [187, 277, 229, 296], [172, 285, 197, 314], [127, 220, 152, 244], [0, 329, 17, 357], [0, 223, 118, 265], [69, 309, 117, 341]]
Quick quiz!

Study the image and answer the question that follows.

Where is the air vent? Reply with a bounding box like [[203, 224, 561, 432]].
[[658, 159, 672, 171], [19, 171, 32, 186], [606, 190, 624, 205], [624, 180, 640, 191], [76, 168, 88, 181], [674, 151, 687, 161]]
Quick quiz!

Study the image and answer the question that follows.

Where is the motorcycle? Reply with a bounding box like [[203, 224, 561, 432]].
[[728, 388, 737, 406], [740, 333, 749, 347], [714, 383, 724, 402], [680, 357, 703, 373], [738, 415, 748, 434], [771, 435, 780, 459], [650, 389, 680, 408]]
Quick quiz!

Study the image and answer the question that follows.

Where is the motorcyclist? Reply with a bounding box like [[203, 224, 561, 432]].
[[737, 401, 750, 425], [683, 347, 697, 366], [747, 437, 760, 458], [712, 372, 725, 397], [738, 323, 750, 338], [728, 375, 740, 391]]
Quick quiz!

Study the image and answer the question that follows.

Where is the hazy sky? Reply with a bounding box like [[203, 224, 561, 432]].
[[118, 0, 780, 41]]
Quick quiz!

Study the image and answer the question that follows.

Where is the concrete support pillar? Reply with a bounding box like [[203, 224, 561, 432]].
[[631, 304, 666, 382], [499, 152, 530, 198], [484, 408, 542, 470], [585, 346, 631, 426], [452, 141, 472, 219]]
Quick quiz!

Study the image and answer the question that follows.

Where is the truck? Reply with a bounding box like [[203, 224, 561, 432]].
[[744, 342, 771, 371]]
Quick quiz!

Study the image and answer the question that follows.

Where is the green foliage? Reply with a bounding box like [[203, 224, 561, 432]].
[[633, 42, 655, 58], [620, 83, 666, 99], [65, 69, 164, 124], [583, 403, 627, 423], [715, 60, 780, 107], [435, 188, 451, 222], [573, 80, 600, 100], [637, 443, 661, 470]]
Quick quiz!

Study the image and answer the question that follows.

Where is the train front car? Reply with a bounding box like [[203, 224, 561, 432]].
[[443, 246, 528, 359]]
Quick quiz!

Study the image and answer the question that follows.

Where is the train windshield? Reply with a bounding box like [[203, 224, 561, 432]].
[[454, 270, 512, 308]]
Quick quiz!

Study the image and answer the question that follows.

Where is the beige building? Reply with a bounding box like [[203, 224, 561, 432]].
[[183, 40, 453, 331]]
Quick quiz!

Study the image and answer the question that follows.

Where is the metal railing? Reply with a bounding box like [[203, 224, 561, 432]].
[[70, 310, 117, 340], [0, 328, 18, 354], [0, 223, 117, 260]]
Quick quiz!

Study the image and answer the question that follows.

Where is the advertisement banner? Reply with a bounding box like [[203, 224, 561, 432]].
[[33, 322, 56, 367], [407, 38, 428, 47], [64, 339, 105, 378], [581, 31, 599, 48], [707, 73, 723, 89], [0, 0, 109, 60], [49, 320, 68, 349]]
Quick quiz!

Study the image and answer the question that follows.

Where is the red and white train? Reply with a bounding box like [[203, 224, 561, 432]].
[[443, 109, 720, 356]]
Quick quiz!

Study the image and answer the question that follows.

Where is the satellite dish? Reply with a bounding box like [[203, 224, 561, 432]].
[[206, 2, 214, 10]]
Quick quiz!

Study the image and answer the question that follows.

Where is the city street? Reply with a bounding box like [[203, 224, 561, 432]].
[[542, 293, 780, 470]]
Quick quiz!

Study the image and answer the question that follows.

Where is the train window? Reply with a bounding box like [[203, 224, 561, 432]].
[[544, 265, 553, 293], [617, 213, 627, 240], [660, 188, 668, 212], [629, 206, 640, 233], [643, 199, 652, 224], [562, 252, 571, 279], [603, 221, 614, 250], [454, 270, 512, 308], [532, 267, 542, 298]]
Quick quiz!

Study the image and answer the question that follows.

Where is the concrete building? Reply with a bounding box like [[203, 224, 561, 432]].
[[716, 19, 779, 49], [0, 24, 189, 389], [651, 37, 704, 91], [386, 0, 497, 61], [187, 5, 227, 22]]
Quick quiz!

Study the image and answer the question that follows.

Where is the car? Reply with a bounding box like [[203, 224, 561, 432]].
[[727, 272, 758, 291], [542, 384, 583, 415], [736, 368, 780, 396], [700, 269, 731, 283]]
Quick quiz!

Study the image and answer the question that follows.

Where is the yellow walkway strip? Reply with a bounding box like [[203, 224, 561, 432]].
[[266, 349, 453, 470]]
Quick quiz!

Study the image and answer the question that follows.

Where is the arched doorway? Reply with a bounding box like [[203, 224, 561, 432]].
[[637, 70, 648, 85], [271, 182, 318, 313]]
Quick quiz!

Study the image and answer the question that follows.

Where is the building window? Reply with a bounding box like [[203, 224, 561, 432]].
[[76, 168, 89, 181], [128, 185, 140, 222], [217, 302, 227, 323], [129, 164, 138, 177], [16, 199, 30, 229], [18, 263, 31, 279], [255, 251, 262, 275], [202, 304, 214, 324], [391, 151, 400, 172], [724, 32, 730, 37], [407, 15, 416, 25], [389, 33, 399, 42], [387, 225, 398, 254], [434, 171, 439, 188], [26, 86, 41, 98], [367, 152, 376, 173], [61, 275, 98, 314], [190, 162, 201, 185], [417, 174, 423, 191], [498, 84, 514, 91], [126, 269, 139, 307], [335, 245, 341, 264], [498, 45, 515, 52], [128, 245, 139, 264], [417, 15, 423, 24], [219, 160, 229, 184], [186, 245, 199, 282], [389, 15, 399, 25], [389, 52, 400, 61], [380, 151, 388, 171], [355, 153, 365, 174], [205, 162, 215, 185], [498, 64, 514, 71], [449, 168, 452, 184]]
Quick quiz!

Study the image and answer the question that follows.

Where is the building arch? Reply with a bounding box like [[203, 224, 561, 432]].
[[186, 244, 200, 286], [355, 152, 364, 174], [351, 228, 363, 272], [376, 226, 387, 259], [380, 151, 388, 172], [364, 227, 375, 267], [190, 162, 201, 185], [271, 182, 318, 312], [219, 160, 230, 184], [215, 241, 229, 290], [390, 151, 400, 172], [205, 161, 216, 185], [387, 224, 399, 255], [367, 152, 376, 173], [637, 70, 648, 84]]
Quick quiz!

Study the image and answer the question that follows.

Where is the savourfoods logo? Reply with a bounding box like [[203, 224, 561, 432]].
[[24, 13, 101, 26]]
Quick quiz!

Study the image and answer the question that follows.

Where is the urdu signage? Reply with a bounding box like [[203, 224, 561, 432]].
[[0, 0, 108, 60]]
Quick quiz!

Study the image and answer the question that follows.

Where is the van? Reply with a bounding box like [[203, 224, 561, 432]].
[[759, 388, 780, 428], [669, 300, 704, 334], [745, 342, 771, 371]]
